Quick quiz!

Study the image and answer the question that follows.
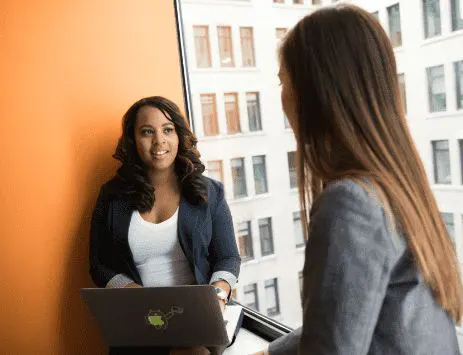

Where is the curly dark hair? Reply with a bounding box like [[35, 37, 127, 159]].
[[110, 96, 207, 211]]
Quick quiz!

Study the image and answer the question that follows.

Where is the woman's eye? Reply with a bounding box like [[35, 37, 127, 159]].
[[142, 129, 154, 136], [164, 127, 174, 134]]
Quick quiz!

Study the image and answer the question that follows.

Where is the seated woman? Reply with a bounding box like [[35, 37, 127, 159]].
[[259, 4, 462, 355], [89, 96, 240, 355]]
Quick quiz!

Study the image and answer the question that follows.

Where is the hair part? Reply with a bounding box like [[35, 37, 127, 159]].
[[112, 96, 207, 210], [281, 4, 463, 322]]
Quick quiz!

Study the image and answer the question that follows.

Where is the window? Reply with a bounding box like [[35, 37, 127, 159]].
[[455, 60, 463, 109], [441, 213, 455, 242], [312, 0, 321, 4], [200, 94, 219, 136], [259, 217, 274, 256], [246, 92, 262, 131], [423, 0, 441, 38], [287, 151, 297, 189], [298, 271, 303, 301], [284, 114, 290, 129], [243, 283, 259, 311], [293, 211, 305, 248], [265, 278, 280, 316], [372, 11, 379, 20], [252, 155, 268, 194], [432, 140, 451, 184], [427, 65, 446, 112], [240, 27, 256, 67], [276, 28, 288, 43], [237, 221, 254, 261], [193, 26, 212, 68], [460, 140, 463, 184], [398, 74, 407, 113], [231, 157, 248, 198], [224, 93, 241, 134], [387, 4, 402, 47], [451, 0, 463, 31], [207, 160, 224, 183], [294, 0, 304, 4], [217, 26, 234, 67]]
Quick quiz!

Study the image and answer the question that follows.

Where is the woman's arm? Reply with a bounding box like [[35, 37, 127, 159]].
[[297, 180, 395, 354], [89, 186, 136, 288], [207, 183, 241, 295]]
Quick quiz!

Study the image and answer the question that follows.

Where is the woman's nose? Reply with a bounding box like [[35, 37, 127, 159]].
[[153, 130, 165, 144]]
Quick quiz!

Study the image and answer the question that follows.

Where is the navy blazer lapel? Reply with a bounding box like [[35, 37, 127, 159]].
[[178, 197, 207, 266]]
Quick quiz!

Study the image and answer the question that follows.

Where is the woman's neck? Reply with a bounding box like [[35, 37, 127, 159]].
[[148, 168, 178, 191]]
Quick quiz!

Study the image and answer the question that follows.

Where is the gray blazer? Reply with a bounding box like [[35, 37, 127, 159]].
[[269, 179, 459, 355]]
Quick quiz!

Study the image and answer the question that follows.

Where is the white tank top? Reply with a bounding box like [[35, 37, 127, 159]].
[[128, 207, 196, 287]]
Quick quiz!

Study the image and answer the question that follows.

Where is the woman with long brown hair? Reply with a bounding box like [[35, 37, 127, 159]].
[[258, 4, 462, 355]]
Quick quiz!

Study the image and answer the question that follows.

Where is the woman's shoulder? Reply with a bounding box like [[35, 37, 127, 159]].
[[202, 176, 225, 203]]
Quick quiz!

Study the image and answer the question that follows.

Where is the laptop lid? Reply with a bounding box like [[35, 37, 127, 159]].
[[81, 285, 229, 347]]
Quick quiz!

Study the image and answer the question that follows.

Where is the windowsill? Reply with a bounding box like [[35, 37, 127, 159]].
[[432, 184, 463, 191], [190, 67, 260, 74], [229, 193, 272, 205], [200, 131, 266, 141], [425, 111, 463, 119], [182, 0, 253, 6], [241, 258, 258, 266], [421, 28, 463, 47], [261, 254, 277, 262]]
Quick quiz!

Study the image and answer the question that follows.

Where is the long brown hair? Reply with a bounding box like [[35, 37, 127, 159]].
[[280, 4, 462, 322]]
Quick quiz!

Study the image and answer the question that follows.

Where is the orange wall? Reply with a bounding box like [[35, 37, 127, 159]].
[[0, 1, 185, 353]]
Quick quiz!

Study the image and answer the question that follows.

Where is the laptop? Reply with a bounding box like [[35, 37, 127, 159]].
[[81, 285, 240, 348]]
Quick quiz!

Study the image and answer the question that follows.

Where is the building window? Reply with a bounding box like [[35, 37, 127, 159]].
[[312, 0, 321, 4], [387, 4, 402, 47], [207, 160, 223, 183], [293, 211, 305, 248], [287, 151, 297, 189], [217, 26, 234, 67], [427, 65, 446, 112], [451, 0, 463, 31], [237, 221, 254, 261], [276, 28, 288, 43], [294, 0, 304, 4], [224, 93, 241, 134], [240, 27, 256, 67], [298, 271, 303, 301], [398, 74, 407, 113], [372, 11, 379, 20], [441, 212, 455, 243], [231, 158, 248, 198], [284, 114, 290, 129], [259, 217, 274, 256], [460, 140, 463, 184], [200, 94, 219, 136], [193, 26, 212, 68], [423, 0, 441, 38], [246, 92, 262, 131], [265, 278, 280, 316], [432, 140, 451, 184], [252, 155, 268, 194], [455, 60, 463, 109], [243, 283, 259, 311]]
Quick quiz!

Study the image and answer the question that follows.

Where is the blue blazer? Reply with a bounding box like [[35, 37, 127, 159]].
[[89, 176, 241, 288]]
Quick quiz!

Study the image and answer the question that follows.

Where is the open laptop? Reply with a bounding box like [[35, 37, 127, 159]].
[[81, 285, 239, 348]]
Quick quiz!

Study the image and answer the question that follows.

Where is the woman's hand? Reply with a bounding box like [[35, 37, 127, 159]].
[[124, 282, 142, 288], [169, 347, 210, 355], [250, 350, 269, 355]]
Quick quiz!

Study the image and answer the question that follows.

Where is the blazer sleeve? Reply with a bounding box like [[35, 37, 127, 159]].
[[295, 180, 395, 355], [89, 186, 132, 288], [207, 183, 241, 289]]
